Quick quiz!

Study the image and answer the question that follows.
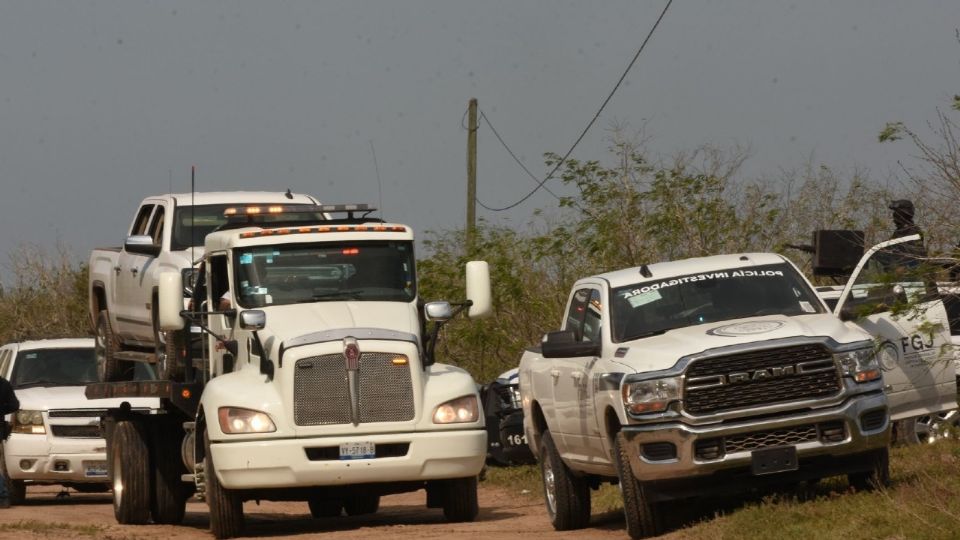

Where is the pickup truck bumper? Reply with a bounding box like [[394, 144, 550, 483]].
[[4, 435, 109, 483], [620, 392, 889, 485], [210, 429, 486, 490]]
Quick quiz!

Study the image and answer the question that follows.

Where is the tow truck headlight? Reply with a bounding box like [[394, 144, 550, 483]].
[[433, 395, 479, 424], [622, 377, 680, 414], [12, 410, 45, 434], [218, 407, 277, 434], [835, 347, 881, 383]]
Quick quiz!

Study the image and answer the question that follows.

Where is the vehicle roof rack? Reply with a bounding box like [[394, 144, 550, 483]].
[[218, 203, 381, 231]]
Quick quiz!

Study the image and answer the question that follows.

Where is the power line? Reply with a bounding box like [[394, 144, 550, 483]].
[[477, 0, 673, 212]]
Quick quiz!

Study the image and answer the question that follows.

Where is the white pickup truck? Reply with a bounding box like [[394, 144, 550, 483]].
[[0, 339, 156, 504], [519, 251, 954, 538], [89, 191, 322, 381]]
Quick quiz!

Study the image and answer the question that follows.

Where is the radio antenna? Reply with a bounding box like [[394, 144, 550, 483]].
[[191, 166, 196, 264], [369, 140, 383, 218]]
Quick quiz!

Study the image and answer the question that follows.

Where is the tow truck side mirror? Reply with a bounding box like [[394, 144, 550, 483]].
[[465, 261, 492, 319], [239, 310, 266, 330], [124, 234, 161, 257], [158, 272, 185, 331]]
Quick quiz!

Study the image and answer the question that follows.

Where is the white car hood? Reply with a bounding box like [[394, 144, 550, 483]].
[[15, 385, 159, 411], [614, 314, 870, 373], [255, 301, 420, 348]]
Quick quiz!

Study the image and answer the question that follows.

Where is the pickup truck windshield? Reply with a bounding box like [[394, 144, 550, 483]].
[[233, 241, 416, 307], [611, 263, 824, 342], [11, 348, 154, 388], [171, 204, 325, 250]]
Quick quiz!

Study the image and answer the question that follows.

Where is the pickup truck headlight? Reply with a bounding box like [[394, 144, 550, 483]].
[[835, 346, 881, 383], [218, 407, 277, 434], [433, 395, 479, 424], [12, 410, 45, 434], [622, 377, 681, 414]]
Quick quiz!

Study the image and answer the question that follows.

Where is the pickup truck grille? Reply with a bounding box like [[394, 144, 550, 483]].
[[293, 352, 415, 426], [683, 344, 841, 415]]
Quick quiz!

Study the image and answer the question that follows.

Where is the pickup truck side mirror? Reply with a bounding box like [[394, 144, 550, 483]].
[[124, 234, 161, 257], [541, 330, 601, 358]]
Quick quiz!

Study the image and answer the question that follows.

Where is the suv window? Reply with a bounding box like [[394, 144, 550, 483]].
[[10, 348, 155, 388]]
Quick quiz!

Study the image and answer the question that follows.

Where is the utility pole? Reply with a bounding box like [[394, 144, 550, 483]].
[[466, 97, 478, 252]]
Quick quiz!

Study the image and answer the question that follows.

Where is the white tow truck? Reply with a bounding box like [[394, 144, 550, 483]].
[[86, 204, 492, 539], [0, 339, 156, 504], [88, 191, 322, 381], [518, 250, 954, 538]]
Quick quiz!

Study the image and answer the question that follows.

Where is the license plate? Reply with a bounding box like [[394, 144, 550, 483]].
[[751, 446, 798, 475], [339, 441, 375, 460], [84, 461, 108, 478]]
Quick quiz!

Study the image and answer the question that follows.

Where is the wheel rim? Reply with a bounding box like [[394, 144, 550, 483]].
[[95, 320, 108, 382], [112, 445, 123, 510], [916, 409, 960, 444], [542, 457, 557, 515]]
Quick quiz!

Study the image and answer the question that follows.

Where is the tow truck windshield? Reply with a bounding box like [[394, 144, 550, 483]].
[[611, 263, 824, 342], [233, 240, 416, 307]]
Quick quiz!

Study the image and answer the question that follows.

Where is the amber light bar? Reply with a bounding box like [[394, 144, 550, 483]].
[[239, 224, 407, 239]]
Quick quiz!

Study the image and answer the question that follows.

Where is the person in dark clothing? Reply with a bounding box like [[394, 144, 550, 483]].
[[887, 199, 927, 267], [0, 375, 19, 508]]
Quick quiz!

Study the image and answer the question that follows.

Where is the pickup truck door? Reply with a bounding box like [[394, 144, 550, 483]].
[[835, 235, 957, 421], [114, 204, 156, 340], [116, 204, 167, 343], [554, 287, 604, 463]]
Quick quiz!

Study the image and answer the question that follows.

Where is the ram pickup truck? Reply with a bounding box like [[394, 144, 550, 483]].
[[89, 191, 322, 381], [0, 339, 156, 504], [519, 253, 901, 538], [86, 204, 492, 539]]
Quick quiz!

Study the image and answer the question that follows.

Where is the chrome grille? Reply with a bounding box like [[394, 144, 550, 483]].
[[724, 424, 819, 453], [51, 425, 102, 438], [294, 352, 415, 426], [684, 344, 841, 414]]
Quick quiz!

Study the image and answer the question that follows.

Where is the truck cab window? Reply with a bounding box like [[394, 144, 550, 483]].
[[209, 255, 229, 308], [582, 289, 603, 343], [148, 205, 165, 246], [131, 204, 155, 236], [564, 288, 592, 342]]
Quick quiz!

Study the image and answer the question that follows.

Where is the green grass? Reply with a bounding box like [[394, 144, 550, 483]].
[[483, 440, 960, 539], [0, 520, 106, 536]]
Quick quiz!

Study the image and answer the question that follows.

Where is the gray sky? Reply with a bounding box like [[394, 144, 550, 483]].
[[0, 1, 958, 266]]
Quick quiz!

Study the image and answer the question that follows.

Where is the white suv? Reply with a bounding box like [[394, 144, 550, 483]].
[[0, 339, 157, 504]]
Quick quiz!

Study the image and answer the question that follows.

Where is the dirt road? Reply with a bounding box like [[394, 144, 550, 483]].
[[0, 484, 630, 539]]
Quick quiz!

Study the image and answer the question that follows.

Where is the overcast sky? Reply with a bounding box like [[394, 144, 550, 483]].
[[0, 1, 958, 267]]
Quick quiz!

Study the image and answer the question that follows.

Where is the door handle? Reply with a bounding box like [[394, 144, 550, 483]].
[[114, 266, 122, 275], [130, 267, 139, 276], [571, 371, 584, 381], [550, 369, 561, 380]]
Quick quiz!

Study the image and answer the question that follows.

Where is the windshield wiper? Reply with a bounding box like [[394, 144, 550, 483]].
[[297, 290, 363, 302], [15, 379, 64, 389], [622, 329, 668, 341]]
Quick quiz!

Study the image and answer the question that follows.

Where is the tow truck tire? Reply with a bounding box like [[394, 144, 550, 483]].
[[96, 310, 130, 382], [150, 420, 188, 524], [344, 494, 380, 516], [539, 429, 590, 531], [307, 498, 343, 518], [0, 447, 26, 505], [111, 420, 151, 524], [848, 448, 890, 491], [614, 432, 661, 539], [439, 476, 479, 522], [205, 430, 244, 539]]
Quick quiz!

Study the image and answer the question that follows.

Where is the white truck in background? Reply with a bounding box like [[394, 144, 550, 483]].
[[86, 204, 492, 539], [88, 191, 322, 381], [0, 339, 156, 504], [518, 251, 955, 538]]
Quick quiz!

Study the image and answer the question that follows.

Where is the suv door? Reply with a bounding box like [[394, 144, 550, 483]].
[[835, 235, 957, 421]]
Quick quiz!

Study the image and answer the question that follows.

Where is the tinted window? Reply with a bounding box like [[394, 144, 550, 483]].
[[611, 263, 823, 342]]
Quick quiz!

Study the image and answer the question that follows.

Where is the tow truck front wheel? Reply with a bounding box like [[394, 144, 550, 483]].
[[429, 476, 478, 522], [205, 430, 244, 539], [539, 429, 590, 531], [614, 432, 661, 539], [110, 420, 151, 524]]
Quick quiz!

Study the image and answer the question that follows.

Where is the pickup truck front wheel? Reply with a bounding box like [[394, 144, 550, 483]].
[[614, 432, 661, 539], [539, 429, 591, 531], [96, 310, 129, 382], [847, 447, 890, 491]]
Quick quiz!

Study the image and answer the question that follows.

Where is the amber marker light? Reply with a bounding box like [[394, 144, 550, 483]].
[[181, 389, 191, 399], [392, 357, 408, 365]]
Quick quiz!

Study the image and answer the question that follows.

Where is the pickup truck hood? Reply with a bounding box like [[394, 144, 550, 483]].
[[14, 385, 159, 411], [255, 301, 420, 347], [615, 314, 870, 373]]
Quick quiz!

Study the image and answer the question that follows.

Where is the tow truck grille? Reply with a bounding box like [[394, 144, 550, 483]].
[[294, 352, 415, 426], [683, 344, 841, 415]]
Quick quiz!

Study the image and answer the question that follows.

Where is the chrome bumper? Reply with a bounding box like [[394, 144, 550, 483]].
[[621, 392, 889, 482]]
